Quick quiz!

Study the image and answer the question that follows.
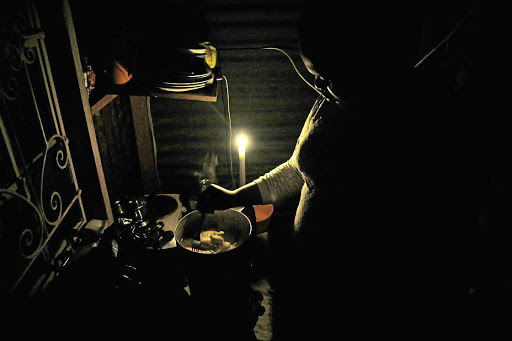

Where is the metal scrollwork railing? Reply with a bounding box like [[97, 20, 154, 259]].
[[1, 1, 86, 298], [40, 134, 71, 226], [0, 188, 45, 260], [0, 132, 84, 294]]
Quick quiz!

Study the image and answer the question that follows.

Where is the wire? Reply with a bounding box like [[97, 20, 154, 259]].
[[261, 47, 322, 95], [216, 47, 321, 188], [218, 14, 476, 187], [414, 7, 474, 69], [219, 75, 236, 188]]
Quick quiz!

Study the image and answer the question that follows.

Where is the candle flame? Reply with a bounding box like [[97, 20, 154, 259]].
[[237, 134, 247, 156]]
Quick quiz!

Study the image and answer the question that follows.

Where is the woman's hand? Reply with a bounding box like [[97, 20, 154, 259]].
[[197, 184, 237, 212]]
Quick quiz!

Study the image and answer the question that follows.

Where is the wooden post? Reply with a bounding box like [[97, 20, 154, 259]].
[[129, 96, 160, 194]]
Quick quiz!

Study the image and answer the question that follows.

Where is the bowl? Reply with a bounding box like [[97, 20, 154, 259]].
[[253, 204, 274, 233], [175, 209, 252, 255]]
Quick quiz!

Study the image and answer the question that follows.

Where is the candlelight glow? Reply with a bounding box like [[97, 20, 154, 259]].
[[237, 134, 248, 157], [237, 134, 248, 186]]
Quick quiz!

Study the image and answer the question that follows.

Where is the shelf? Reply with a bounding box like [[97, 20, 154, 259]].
[[111, 79, 218, 102], [91, 94, 118, 115], [147, 84, 218, 102], [89, 79, 217, 115]]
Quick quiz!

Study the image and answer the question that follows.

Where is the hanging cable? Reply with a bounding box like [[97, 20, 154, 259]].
[[414, 7, 474, 68], [218, 75, 236, 188], [215, 47, 321, 188], [261, 47, 322, 95]]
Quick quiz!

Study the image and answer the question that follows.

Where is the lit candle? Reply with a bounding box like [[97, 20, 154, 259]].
[[237, 134, 247, 186]]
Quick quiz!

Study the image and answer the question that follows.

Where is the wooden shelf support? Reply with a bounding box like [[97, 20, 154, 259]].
[[130, 96, 160, 194]]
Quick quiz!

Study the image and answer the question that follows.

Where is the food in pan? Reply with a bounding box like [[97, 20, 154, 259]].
[[181, 230, 236, 254], [199, 230, 233, 252]]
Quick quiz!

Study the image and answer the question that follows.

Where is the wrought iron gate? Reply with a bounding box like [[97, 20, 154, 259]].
[[1, 1, 86, 299]]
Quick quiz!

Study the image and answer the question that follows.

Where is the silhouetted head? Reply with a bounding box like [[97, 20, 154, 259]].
[[298, 2, 420, 101]]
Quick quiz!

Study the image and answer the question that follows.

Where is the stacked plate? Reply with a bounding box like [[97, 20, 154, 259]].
[[140, 46, 214, 93], [145, 70, 214, 93]]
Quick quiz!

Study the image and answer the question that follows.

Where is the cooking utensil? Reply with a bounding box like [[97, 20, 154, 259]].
[[190, 240, 202, 252], [193, 211, 207, 240], [175, 209, 252, 255], [175, 209, 254, 307]]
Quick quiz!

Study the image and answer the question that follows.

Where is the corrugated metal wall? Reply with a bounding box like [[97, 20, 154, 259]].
[[151, 0, 317, 197], [150, 1, 497, 206], [93, 96, 143, 199]]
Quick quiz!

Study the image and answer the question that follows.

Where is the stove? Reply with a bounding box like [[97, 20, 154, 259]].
[[151, 194, 182, 249], [76, 194, 261, 338], [109, 193, 183, 254]]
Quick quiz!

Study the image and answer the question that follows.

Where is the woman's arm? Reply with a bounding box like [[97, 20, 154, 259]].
[[254, 158, 304, 204], [197, 182, 262, 212], [197, 158, 304, 212]]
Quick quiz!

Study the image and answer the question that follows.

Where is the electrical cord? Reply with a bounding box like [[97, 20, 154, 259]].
[[219, 75, 236, 188], [260, 47, 321, 95], [216, 46, 321, 188], [414, 6, 474, 68], [217, 6, 475, 184]]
